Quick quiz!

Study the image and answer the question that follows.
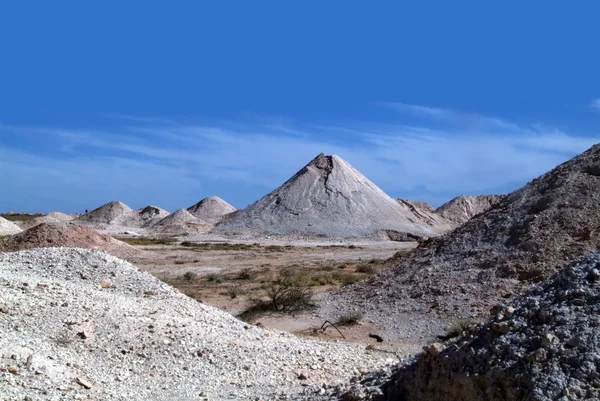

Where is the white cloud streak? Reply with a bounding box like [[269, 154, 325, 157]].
[[1, 108, 597, 212]]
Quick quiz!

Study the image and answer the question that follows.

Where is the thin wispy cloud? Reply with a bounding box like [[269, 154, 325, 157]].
[[1, 108, 597, 213], [591, 99, 600, 111]]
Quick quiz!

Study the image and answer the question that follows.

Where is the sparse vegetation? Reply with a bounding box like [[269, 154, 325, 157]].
[[236, 268, 255, 280], [182, 271, 197, 281], [239, 270, 314, 321], [336, 311, 364, 326], [355, 264, 377, 274], [0, 213, 45, 221], [206, 273, 226, 283], [120, 236, 178, 246]]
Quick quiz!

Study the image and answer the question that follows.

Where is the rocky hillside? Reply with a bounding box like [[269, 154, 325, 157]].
[[212, 153, 436, 240], [353, 252, 600, 400], [322, 143, 600, 342]]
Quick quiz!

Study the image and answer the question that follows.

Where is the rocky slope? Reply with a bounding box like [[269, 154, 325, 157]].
[[321, 143, 600, 342], [212, 154, 436, 240], [435, 194, 503, 225], [335, 252, 600, 400], [187, 196, 236, 225], [0, 248, 392, 400]]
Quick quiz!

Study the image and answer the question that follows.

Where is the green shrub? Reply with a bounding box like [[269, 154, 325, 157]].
[[182, 271, 197, 281]]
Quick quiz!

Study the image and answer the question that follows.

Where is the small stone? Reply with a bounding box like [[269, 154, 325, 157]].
[[310, 364, 318, 370], [541, 333, 558, 347], [7, 366, 19, 375], [298, 373, 308, 380], [424, 342, 444, 356], [491, 322, 511, 333], [99, 280, 113, 289], [0, 304, 9, 314], [76, 377, 93, 389]]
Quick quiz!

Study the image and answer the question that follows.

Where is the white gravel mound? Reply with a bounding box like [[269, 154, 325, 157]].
[[187, 196, 236, 225], [212, 153, 436, 240], [150, 208, 212, 234], [47, 212, 74, 222], [0, 217, 22, 235], [75, 201, 133, 225], [0, 248, 391, 400], [112, 206, 171, 228]]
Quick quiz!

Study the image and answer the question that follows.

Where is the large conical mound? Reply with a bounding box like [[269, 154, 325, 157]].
[[366, 253, 600, 401], [187, 196, 236, 224], [0, 222, 138, 259], [212, 153, 436, 239], [75, 201, 133, 224], [435, 194, 503, 225], [0, 217, 23, 235], [323, 143, 600, 342], [150, 208, 212, 234]]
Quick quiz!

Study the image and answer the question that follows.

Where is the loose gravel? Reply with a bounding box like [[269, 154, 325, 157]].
[[0, 248, 394, 400]]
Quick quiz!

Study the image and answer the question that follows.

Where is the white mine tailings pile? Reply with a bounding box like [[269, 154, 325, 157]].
[[187, 196, 236, 225], [212, 153, 436, 240], [0, 248, 391, 400], [0, 217, 23, 235], [75, 201, 133, 225], [150, 208, 211, 235]]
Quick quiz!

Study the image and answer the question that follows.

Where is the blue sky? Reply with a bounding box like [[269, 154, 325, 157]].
[[1, 2, 599, 213]]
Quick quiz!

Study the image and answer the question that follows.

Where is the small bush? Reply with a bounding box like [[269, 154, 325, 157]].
[[224, 288, 246, 299], [236, 268, 255, 280], [206, 273, 226, 283], [239, 272, 314, 321], [355, 264, 377, 274], [182, 271, 197, 281], [336, 311, 364, 326], [174, 260, 185, 265], [340, 274, 365, 286]]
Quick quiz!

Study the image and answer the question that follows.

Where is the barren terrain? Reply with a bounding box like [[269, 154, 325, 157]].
[[124, 237, 421, 353]]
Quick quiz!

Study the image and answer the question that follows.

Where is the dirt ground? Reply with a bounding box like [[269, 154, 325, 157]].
[[124, 237, 420, 355]]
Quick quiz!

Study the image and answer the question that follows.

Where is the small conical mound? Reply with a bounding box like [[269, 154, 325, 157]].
[[187, 196, 236, 225], [0, 222, 138, 259], [111, 205, 171, 228], [151, 209, 211, 234], [324, 143, 600, 342], [0, 217, 23, 235], [370, 253, 600, 401], [47, 212, 74, 222], [435, 194, 503, 225], [137, 205, 171, 227], [212, 153, 436, 239], [75, 201, 133, 224]]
